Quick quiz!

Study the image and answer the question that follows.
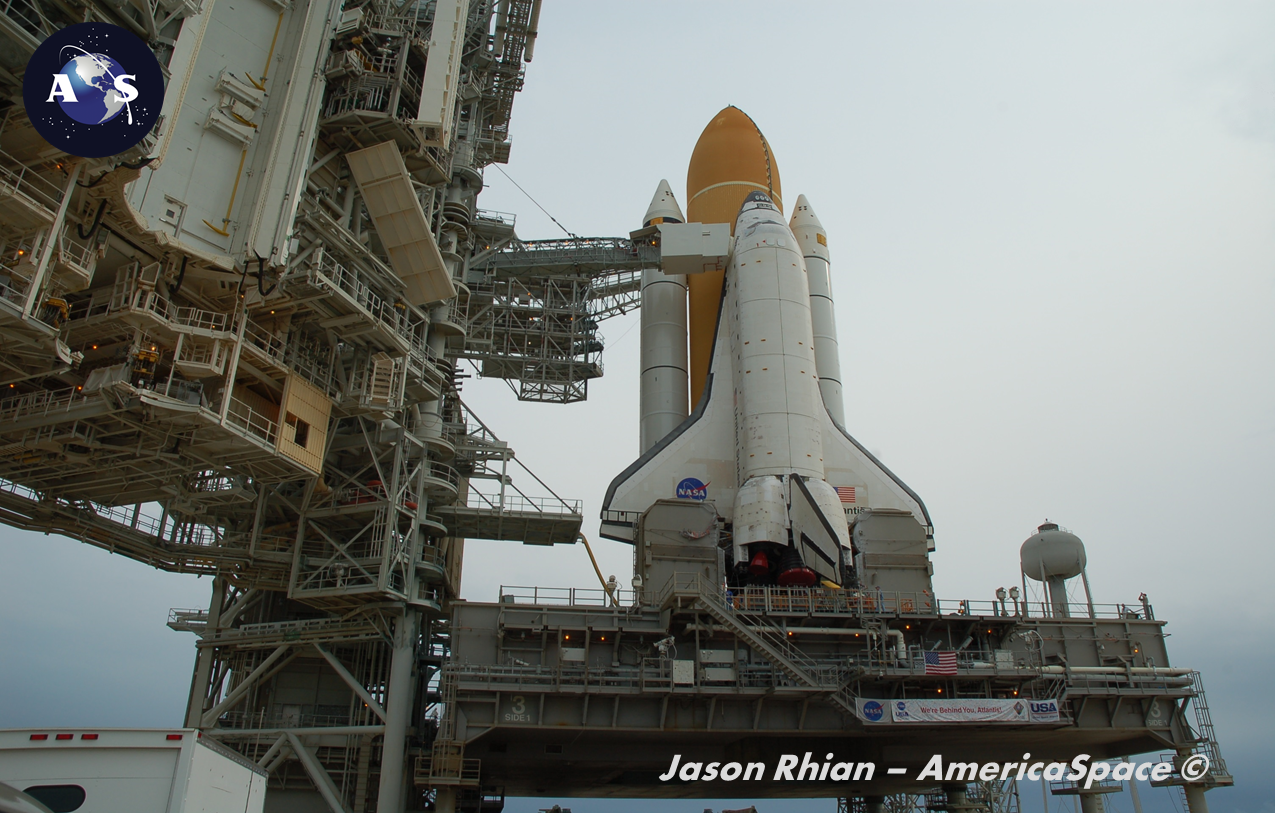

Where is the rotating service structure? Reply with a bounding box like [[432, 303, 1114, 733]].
[[0, 0, 629, 811]]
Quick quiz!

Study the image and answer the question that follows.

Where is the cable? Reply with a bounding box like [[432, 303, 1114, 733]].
[[76, 200, 107, 239], [78, 157, 155, 189], [120, 156, 156, 170], [492, 164, 575, 239], [254, 253, 277, 297], [169, 256, 187, 296], [236, 261, 251, 298]]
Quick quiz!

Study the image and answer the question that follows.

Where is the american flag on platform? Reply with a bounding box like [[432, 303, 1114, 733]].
[[835, 486, 857, 504], [924, 651, 958, 676]]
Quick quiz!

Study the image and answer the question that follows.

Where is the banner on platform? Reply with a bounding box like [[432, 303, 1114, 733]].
[[854, 698, 1060, 724]]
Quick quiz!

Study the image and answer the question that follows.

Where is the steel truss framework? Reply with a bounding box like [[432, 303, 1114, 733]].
[[0, 0, 636, 810]]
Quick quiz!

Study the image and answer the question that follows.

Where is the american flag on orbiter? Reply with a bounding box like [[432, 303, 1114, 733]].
[[835, 486, 857, 504]]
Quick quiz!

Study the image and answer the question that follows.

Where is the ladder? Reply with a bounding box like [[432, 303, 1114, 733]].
[[1185, 671, 1229, 778]]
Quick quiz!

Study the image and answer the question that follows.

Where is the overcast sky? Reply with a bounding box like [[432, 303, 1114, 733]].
[[2, 2, 1272, 812]]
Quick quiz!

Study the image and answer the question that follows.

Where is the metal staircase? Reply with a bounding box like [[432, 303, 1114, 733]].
[[417, 666, 480, 788], [668, 574, 861, 716]]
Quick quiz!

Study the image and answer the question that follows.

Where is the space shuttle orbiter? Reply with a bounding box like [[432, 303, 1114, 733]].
[[601, 107, 931, 588]]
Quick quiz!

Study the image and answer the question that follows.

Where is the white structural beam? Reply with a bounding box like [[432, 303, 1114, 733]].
[[414, 0, 469, 149], [346, 141, 456, 306], [313, 643, 388, 722], [200, 644, 293, 728], [286, 731, 348, 813]]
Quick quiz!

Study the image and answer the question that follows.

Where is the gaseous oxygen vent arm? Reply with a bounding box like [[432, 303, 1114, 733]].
[[578, 533, 616, 603]]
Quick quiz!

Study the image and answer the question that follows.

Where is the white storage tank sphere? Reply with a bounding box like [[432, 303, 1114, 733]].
[[1020, 522, 1086, 581]]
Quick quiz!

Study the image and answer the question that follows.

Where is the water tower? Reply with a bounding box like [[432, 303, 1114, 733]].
[[1020, 522, 1094, 617]]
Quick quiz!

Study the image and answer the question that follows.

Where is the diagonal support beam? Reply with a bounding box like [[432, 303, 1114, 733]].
[[313, 643, 387, 722], [257, 733, 289, 768], [264, 743, 292, 774], [201, 644, 293, 728], [219, 588, 258, 627], [286, 731, 348, 813]]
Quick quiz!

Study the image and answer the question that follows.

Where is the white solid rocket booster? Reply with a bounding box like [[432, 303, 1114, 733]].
[[638, 180, 689, 453], [789, 195, 844, 427]]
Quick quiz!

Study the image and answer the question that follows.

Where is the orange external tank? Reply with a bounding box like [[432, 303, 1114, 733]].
[[685, 106, 782, 408]]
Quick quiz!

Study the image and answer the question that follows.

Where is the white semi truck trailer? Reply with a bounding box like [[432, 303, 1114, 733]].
[[0, 729, 265, 812]]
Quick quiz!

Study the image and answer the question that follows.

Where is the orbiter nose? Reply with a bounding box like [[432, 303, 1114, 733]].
[[738, 190, 775, 212]]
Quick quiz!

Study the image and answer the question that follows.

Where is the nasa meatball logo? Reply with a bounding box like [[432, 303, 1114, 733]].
[[676, 477, 708, 501], [22, 22, 164, 158], [861, 701, 883, 722]]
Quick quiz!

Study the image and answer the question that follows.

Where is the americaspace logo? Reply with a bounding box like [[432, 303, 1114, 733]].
[[22, 22, 164, 158]]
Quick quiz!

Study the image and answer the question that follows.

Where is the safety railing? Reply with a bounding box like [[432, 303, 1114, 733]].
[[498, 585, 637, 607], [0, 274, 27, 310], [240, 320, 334, 393], [0, 386, 99, 424], [216, 709, 355, 730], [0, 150, 61, 212], [405, 336, 447, 388], [308, 247, 424, 350], [0, 482, 233, 555], [0, 0, 47, 39], [474, 209, 516, 228], [659, 576, 1149, 622], [414, 754, 481, 786], [451, 657, 834, 695], [937, 597, 1158, 620], [449, 420, 508, 456], [422, 460, 461, 494], [241, 318, 285, 361], [725, 584, 937, 618], [236, 617, 373, 638], [224, 395, 278, 445], [67, 285, 234, 335], [186, 471, 245, 495], [55, 228, 98, 273], [167, 608, 208, 627], [463, 491, 581, 516], [418, 544, 444, 568], [325, 479, 423, 512]]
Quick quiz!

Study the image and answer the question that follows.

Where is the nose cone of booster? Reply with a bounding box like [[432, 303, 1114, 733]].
[[643, 179, 685, 227], [686, 106, 783, 229], [789, 194, 828, 262]]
